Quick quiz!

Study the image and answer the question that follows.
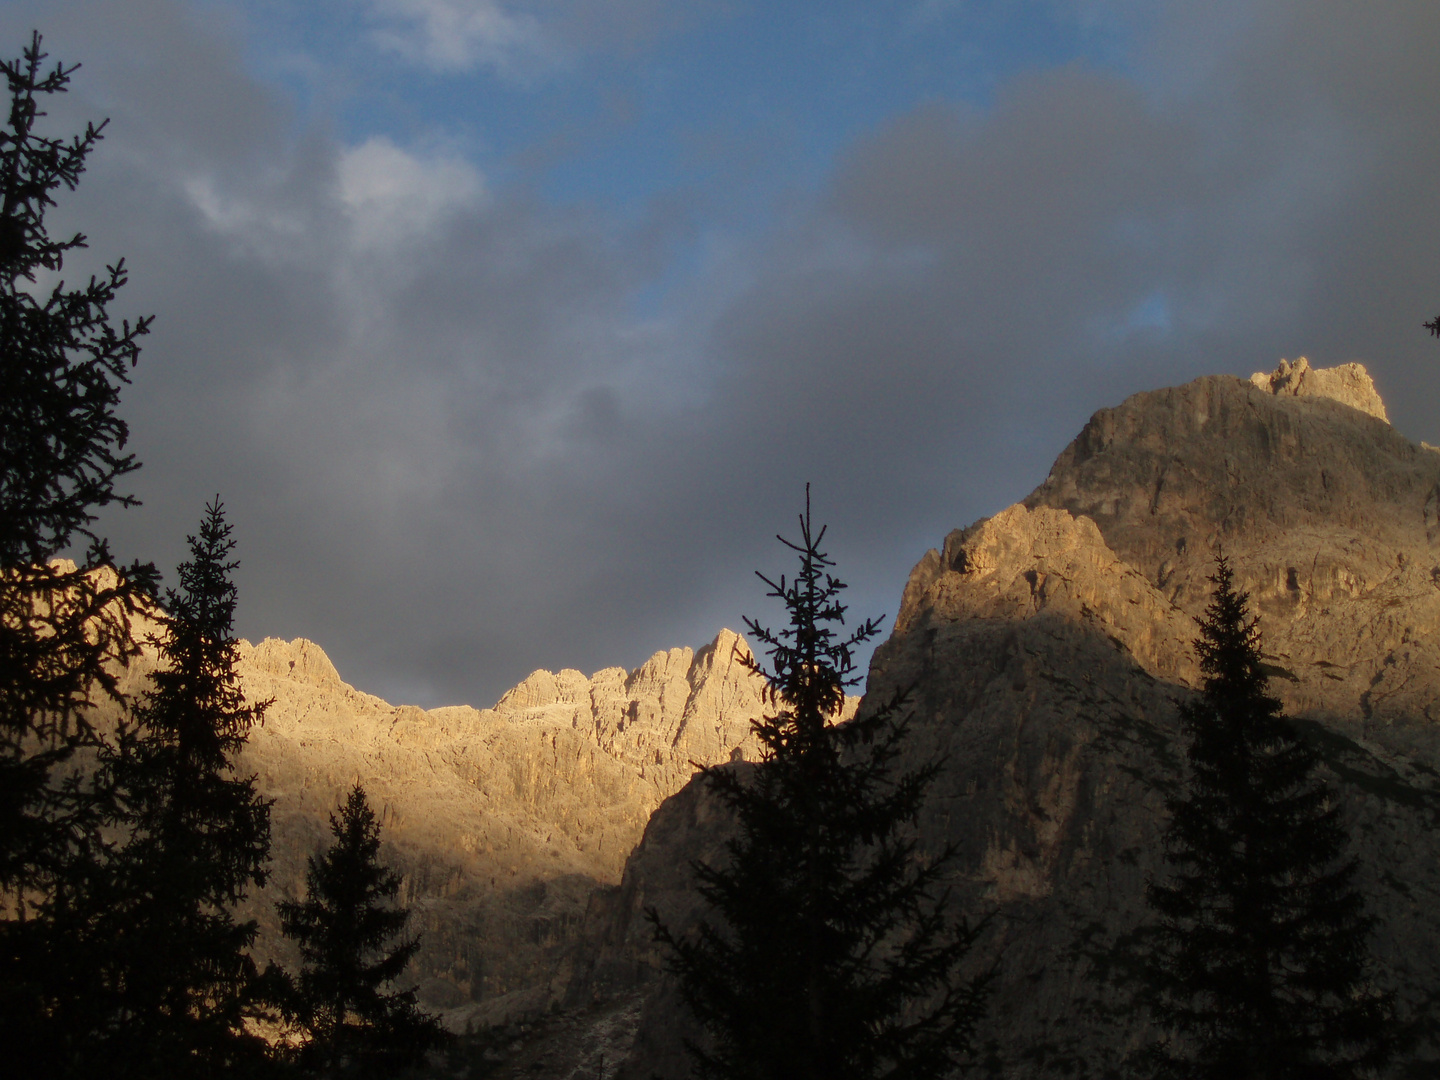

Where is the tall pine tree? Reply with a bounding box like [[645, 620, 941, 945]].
[[650, 489, 993, 1080], [1144, 557, 1394, 1080], [101, 499, 275, 1076], [278, 783, 446, 1077], [0, 32, 156, 1074]]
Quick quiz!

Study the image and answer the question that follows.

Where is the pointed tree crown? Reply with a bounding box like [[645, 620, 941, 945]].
[[743, 484, 884, 761]]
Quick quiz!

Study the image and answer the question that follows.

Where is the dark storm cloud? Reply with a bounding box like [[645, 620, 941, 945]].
[[3, 0, 1438, 707]]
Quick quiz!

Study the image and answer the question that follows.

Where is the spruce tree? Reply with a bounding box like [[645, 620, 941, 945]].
[[0, 31, 156, 1072], [102, 499, 275, 1076], [279, 783, 446, 1077], [1143, 557, 1394, 1080], [650, 489, 993, 1080]]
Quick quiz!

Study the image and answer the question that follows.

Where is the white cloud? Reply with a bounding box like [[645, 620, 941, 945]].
[[367, 0, 554, 76], [363, 0, 702, 76], [336, 136, 486, 249], [178, 173, 315, 266]]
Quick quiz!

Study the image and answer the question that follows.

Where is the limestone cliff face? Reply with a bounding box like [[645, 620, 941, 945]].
[[581, 361, 1440, 1079], [233, 628, 769, 1026]]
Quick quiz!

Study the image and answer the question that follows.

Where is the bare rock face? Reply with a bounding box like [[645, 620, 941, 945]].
[[581, 361, 1440, 1078], [1024, 361, 1440, 762], [233, 628, 770, 1027], [1249, 355, 1389, 422]]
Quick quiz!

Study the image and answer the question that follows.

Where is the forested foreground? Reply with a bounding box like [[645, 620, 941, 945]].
[[2, 28, 1427, 1080]]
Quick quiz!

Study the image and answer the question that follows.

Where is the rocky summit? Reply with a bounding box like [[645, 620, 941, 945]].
[[569, 360, 1440, 1078]]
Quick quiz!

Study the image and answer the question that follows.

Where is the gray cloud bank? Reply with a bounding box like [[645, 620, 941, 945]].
[[5, 0, 1439, 707]]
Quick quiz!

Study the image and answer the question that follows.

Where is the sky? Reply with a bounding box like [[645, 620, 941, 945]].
[[6, 0, 1440, 708]]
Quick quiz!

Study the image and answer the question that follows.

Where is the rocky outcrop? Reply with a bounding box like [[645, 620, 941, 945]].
[[1249, 355, 1389, 422], [233, 628, 771, 1027], [581, 361, 1440, 1078]]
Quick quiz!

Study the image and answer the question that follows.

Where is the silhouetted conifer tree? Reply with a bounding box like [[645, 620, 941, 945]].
[[279, 784, 446, 1077], [0, 31, 156, 1073], [650, 489, 993, 1080], [101, 499, 275, 1076], [1143, 557, 1394, 1079]]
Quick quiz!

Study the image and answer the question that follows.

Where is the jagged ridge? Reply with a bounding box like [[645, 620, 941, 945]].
[[229, 628, 772, 1027]]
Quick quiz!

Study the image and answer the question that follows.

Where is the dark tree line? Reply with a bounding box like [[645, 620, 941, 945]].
[[0, 33, 441, 1079]]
